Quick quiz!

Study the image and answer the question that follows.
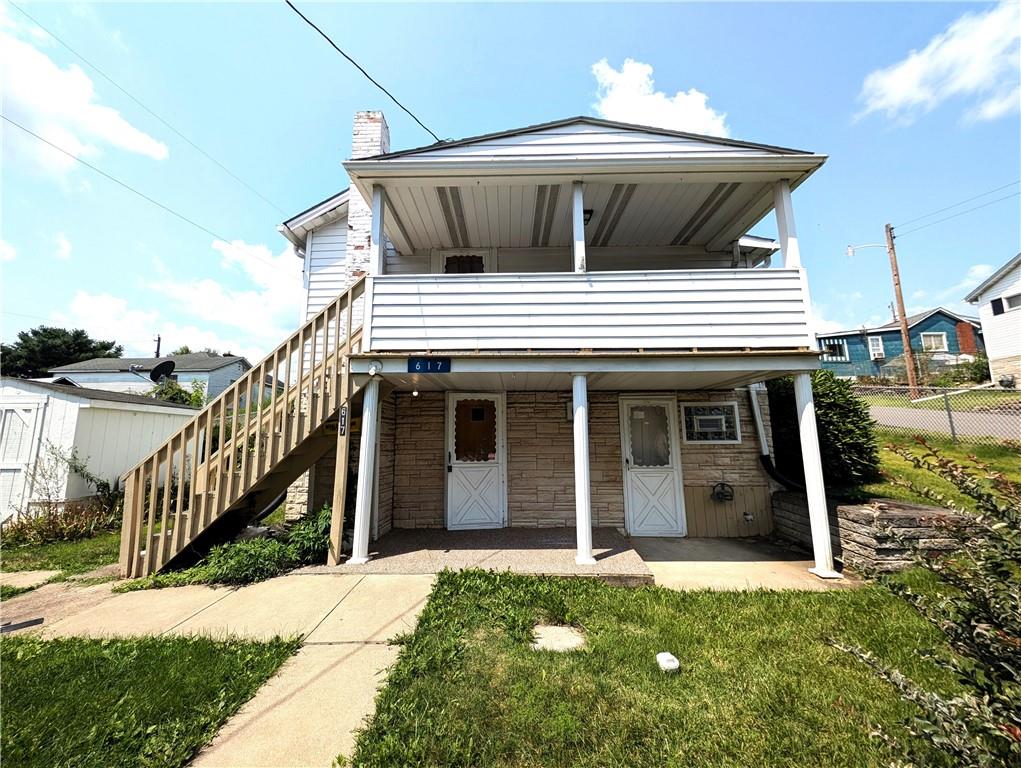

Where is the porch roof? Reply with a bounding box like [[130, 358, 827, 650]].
[[348, 351, 820, 393]]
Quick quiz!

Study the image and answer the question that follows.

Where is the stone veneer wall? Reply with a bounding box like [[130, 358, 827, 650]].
[[772, 490, 968, 572], [391, 389, 776, 534]]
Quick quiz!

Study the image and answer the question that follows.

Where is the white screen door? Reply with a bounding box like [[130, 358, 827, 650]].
[[446, 393, 506, 529], [0, 404, 40, 522], [620, 397, 686, 536]]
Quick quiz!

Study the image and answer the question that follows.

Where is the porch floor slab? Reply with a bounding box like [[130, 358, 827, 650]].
[[631, 537, 850, 591], [299, 527, 654, 586]]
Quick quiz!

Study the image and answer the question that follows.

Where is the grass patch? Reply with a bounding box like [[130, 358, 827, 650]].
[[855, 430, 1021, 508], [1, 634, 298, 768], [261, 502, 286, 527], [857, 390, 1021, 412], [1, 530, 120, 576], [0, 584, 34, 601], [351, 570, 959, 768]]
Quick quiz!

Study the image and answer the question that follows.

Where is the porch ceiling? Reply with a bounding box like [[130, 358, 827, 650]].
[[379, 178, 780, 255]]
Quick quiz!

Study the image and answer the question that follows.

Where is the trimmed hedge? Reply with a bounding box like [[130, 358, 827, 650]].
[[767, 370, 880, 488]]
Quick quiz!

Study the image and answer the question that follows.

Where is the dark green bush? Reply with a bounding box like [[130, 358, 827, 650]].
[[285, 506, 331, 563], [204, 538, 295, 585], [767, 370, 880, 488]]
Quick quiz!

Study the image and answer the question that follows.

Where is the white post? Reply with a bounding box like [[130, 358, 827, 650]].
[[369, 184, 385, 276], [349, 377, 380, 564], [793, 372, 841, 579], [572, 181, 586, 273], [773, 179, 801, 269], [572, 374, 595, 564]]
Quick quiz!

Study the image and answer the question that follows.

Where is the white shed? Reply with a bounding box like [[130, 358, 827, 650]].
[[0, 378, 195, 522]]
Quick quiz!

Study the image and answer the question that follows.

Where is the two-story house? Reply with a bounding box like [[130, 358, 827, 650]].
[[817, 307, 983, 380], [117, 112, 841, 583], [965, 253, 1021, 386]]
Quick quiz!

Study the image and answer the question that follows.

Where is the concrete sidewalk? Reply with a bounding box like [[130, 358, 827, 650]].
[[32, 572, 434, 767]]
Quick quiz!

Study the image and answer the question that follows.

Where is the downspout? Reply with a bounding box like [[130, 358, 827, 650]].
[[747, 384, 804, 492]]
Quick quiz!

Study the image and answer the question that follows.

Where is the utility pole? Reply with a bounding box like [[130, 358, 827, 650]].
[[885, 224, 918, 393], [153, 334, 161, 358]]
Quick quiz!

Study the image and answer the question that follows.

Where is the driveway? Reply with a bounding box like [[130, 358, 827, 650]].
[[870, 405, 1021, 440], [10, 573, 435, 767]]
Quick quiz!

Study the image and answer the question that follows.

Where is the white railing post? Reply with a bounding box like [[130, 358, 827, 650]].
[[793, 372, 841, 579], [349, 377, 380, 564], [773, 179, 801, 269], [572, 181, 587, 273], [572, 373, 595, 564], [369, 185, 385, 276]]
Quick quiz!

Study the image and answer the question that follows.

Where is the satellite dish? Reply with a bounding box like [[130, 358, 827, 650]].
[[149, 360, 176, 383]]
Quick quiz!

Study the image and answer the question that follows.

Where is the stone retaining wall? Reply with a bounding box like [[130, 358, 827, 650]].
[[772, 490, 967, 572]]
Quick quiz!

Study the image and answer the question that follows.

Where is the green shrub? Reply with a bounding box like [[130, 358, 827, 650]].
[[285, 506, 331, 563], [767, 370, 880, 488], [204, 538, 294, 585], [834, 441, 1021, 765]]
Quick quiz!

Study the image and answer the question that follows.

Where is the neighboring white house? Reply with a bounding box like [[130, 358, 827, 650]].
[[46, 353, 251, 399], [121, 112, 844, 583], [0, 378, 195, 522], [964, 252, 1021, 385]]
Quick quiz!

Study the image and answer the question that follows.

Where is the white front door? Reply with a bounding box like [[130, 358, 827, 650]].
[[446, 393, 506, 529], [620, 397, 686, 536]]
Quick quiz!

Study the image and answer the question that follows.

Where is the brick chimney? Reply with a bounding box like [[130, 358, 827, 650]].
[[345, 111, 390, 284]]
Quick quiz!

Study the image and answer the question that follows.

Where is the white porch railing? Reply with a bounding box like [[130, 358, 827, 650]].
[[363, 268, 815, 352]]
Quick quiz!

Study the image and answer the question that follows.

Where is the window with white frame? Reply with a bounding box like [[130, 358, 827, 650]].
[[681, 402, 741, 443], [920, 332, 948, 352], [868, 336, 885, 360], [1004, 292, 1021, 311], [820, 338, 848, 361]]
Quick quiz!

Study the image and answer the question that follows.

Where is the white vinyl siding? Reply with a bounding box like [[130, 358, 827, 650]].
[[976, 263, 1021, 365], [365, 268, 811, 352], [920, 332, 948, 352], [304, 219, 348, 319]]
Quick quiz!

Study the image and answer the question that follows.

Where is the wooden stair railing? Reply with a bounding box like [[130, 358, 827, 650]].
[[119, 278, 367, 578]]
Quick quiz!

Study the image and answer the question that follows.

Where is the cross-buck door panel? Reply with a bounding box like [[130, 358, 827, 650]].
[[620, 398, 686, 536], [446, 393, 506, 529]]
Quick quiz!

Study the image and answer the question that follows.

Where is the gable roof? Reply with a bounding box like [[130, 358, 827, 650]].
[[964, 252, 1021, 302], [359, 115, 817, 163], [818, 307, 980, 338], [49, 353, 249, 374], [2, 377, 197, 410], [279, 188, 349, 250]]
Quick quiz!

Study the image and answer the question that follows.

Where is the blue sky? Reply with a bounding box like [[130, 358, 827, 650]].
[[2, 1, 1019, 361]]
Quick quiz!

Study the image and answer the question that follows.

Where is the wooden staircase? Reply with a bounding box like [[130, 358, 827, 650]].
[[119, 278, 366, 578]]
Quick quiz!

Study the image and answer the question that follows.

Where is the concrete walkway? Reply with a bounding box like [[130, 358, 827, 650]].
[[870, 405, 1020, 440], [0, 569, 60, 590], [631, 538, 849, 591], [16, 572, 434, 767]]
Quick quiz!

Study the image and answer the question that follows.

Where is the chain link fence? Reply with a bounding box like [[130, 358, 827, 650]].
[[851, 385, 1021, 446]]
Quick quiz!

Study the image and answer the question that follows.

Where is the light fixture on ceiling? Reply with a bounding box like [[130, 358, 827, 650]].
[[412, 390, 419, 397], [583, 209, 594, 225]]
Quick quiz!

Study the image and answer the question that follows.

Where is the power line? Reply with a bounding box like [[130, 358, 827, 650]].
[[9, 2, 286, 215], [897, 191, 1021, 236], [284, 0, 441, 143], [895, 179, 1020, 228], [3, 114, 238, 244]]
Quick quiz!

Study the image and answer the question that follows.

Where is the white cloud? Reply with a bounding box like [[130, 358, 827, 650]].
[[55, 234, 72, 260], [591, 58, 730, 137], [0, 4, 168, 178], [48, 239, 304, 361], [858, 0, 1021, 124], [810, 301, 850, 335], [0, 239, 15, 262]]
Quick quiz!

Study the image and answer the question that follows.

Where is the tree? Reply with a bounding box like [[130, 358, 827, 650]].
[[148, 379, 206, 408], [0, 326, 122, 378], [169, 345, 192, 355], [169, 345, 221, 357]]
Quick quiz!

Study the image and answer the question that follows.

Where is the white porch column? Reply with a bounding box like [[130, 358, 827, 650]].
[[369, 184, 385, 275], [773, 179, 801, 269], [572, 181, 586, 273], [349, 377, 380, 564], [572, 373, 595, 564], [793, 372, 841, 579]]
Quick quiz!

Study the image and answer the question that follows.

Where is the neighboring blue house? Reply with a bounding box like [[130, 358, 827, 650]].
[[817, 307, 984, 379]]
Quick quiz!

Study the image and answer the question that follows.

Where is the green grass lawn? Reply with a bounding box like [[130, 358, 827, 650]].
[[1, 634, 298, 768], [856, 430, 1021, 509], [1, 530, 121, 576], [856, 389, 1021, 412], [350, 570, 958, 768]]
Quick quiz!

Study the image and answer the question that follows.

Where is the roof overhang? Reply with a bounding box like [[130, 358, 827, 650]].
[[279, 189, 350, 250], [964, 252, 1021, 303]]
